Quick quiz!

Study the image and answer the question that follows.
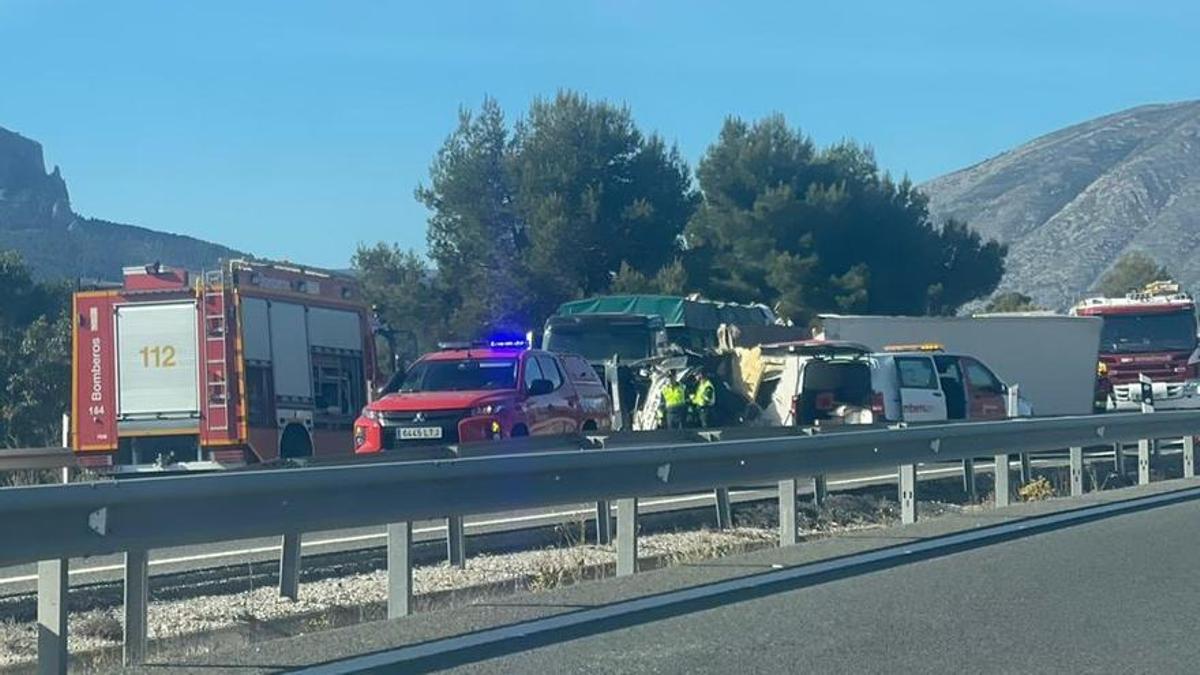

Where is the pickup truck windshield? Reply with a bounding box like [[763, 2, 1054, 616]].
[[1100, 312, 1198, 354], [544, 326, 653, 362], [387, 358, 518, 393]]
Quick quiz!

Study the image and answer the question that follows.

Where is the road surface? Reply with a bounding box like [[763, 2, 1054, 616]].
[[128, 475, 1200, 674], [446, 492, 1200, 674]]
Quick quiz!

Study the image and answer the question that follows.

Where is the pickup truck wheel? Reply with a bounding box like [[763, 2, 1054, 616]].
[[511, 424, 529, 437]]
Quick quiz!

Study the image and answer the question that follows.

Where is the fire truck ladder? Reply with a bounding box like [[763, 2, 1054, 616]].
[[202, 269, 230, 434]]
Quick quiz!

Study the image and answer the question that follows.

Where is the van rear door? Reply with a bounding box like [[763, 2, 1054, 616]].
[[894, 356, 948, 422]]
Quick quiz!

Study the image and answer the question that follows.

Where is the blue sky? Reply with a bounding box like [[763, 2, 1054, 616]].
[[2, 0, 1197, 269]]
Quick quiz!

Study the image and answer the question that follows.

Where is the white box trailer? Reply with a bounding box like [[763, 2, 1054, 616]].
[[816, 313, 1102, 416]]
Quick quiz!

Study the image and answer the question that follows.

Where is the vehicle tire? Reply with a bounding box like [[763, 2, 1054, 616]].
[[279, 423, 313, 459], [511, 424, 529, 437], [581, 420, 598, 432]]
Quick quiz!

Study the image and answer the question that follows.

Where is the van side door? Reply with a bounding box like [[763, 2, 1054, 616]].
[[894, 356, 948, 422], [963, 357, 1007, 420]]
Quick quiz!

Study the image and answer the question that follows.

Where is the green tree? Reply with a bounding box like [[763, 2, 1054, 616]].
[[416, 92, 698, 334], [1094, 251, 1171, 297], [0, 250, 71, 447], [511, 92, 696, 317], [417, 97, 531, 336], [609, 259, 690, 295], [983, 291, 1042, 313], [685, 115, 1006, 324], [352, 243, 448, 371]]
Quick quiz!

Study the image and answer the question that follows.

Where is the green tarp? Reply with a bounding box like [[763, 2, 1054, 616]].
[[555, 295, 775, 331]]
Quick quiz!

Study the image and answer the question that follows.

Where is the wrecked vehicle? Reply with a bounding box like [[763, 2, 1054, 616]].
[[545, 294, 800, 430]]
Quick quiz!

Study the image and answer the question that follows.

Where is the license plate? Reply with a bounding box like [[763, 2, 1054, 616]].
[[396, 426, 443, 440]]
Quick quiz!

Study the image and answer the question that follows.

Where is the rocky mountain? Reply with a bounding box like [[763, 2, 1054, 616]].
[[921, 100, 1200, 309], [0, 126, 241, 281]]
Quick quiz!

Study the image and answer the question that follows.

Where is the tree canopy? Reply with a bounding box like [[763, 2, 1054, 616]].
[[0, 250, 71, 447], [983, 291, 1043, 313], [684, 115, 1006, 325], [361, 95, 1009, 341], [407, 92, 697, 336], [1094, 251, 1172, 297]]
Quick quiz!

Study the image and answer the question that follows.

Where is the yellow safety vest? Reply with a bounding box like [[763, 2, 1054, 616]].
[[662, 382, 687, 409], [691, 379, 716, 408]]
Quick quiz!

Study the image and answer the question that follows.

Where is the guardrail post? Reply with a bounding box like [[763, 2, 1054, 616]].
[[1138, 438, 1152, 485], [446, 516, 465, 569], [1113, 442, 1126, 478], [812, 475, 828, 508], [387, 522, 413, 619], [962, 459, 977, 502], [714, 488, 733, 530], [595, 501, 612, 545], [899, 464, 917, 524], [1019, 453, 1032, 484], [779, 478, 798, 546], [1185, 436, 1196, 479], [994, 454, 1011, 507], [37, 559, 68, 675], [616, 498, 638, 576], [279, 532, 301, 600], [1069, 446, 1084, 497], [123, 550, 149, 666]]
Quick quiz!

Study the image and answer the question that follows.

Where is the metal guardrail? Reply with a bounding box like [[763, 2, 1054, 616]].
[[4, 411, 1200, 673], [0, 447, 76, 473]]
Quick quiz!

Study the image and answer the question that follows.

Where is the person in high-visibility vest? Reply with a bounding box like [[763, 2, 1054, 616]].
[[660, 372, 687, 430], [690, 371, 717, 428]]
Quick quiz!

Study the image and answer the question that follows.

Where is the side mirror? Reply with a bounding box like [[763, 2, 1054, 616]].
[[528, 379, 554, 396]]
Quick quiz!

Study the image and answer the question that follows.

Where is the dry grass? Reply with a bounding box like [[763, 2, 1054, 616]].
[[1019, 477, 1055, 502], [74, 610, 124, 642]]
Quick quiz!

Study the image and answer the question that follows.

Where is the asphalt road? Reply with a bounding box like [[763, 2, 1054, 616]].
[[0, 462, 990, 596], [418, 491, 1200, 674]]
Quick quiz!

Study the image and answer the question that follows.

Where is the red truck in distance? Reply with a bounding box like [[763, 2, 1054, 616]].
[[1071, 281, 1200, 411], [354, 341, 612, 454]]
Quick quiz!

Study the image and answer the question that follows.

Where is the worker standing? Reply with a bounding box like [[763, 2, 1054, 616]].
[[660, 372, 688, 430], [690, 371, 717, 428]]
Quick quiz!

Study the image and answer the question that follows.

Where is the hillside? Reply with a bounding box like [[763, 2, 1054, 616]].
[[0, 126, 240, 281], [921, 101, 1200, 309]]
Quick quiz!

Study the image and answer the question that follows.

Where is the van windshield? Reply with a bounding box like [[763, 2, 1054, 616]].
[[1100, 312, 1197, 354], [385, 358, 518, 393], [544, 325, 654, 362]]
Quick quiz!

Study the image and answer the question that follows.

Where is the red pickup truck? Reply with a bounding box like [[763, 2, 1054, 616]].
[[353, 341, 612, 454]]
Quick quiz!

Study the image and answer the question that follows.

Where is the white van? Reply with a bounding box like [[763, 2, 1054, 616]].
[[870, 345, 1032, 423], [756, 341, 876, 426]]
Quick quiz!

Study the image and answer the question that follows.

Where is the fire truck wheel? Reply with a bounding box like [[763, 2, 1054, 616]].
[[280, 423, 314, 459], [511, 424, 529, 437], [581, 420, 598, 432]]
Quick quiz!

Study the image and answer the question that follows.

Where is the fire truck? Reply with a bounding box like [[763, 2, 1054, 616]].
[[71, 260, 378, 471], [1070, 281, 1200, 412]]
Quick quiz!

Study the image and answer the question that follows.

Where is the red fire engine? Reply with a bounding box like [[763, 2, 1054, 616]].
[[71, 260, 378, 471], [1071, 281, 1200, 412]]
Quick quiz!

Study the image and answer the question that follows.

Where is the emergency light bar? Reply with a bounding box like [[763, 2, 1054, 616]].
[[882, 343, 944, 353], [436, 338, 530, 351]]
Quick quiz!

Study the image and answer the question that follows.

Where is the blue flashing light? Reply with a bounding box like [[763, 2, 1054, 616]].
[[487, 338, 529, 349], [485, 331, 529, 350]]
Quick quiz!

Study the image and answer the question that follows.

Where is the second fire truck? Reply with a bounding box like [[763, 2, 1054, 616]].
[[1071, 280, 1200, 412]]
